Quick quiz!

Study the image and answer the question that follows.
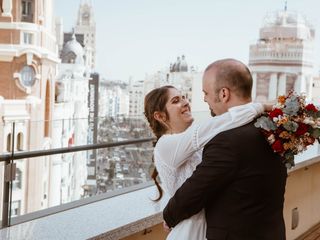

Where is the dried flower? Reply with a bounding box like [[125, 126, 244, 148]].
[[279, 131, 290, 139]]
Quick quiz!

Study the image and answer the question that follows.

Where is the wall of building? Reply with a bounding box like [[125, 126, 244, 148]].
[[284, 161, 320, 239], [0, 29, 20, 44], [0, 0, 59, 217]]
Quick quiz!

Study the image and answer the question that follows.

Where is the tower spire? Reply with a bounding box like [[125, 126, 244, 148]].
[[284, 0, 287, 11], [71, 28, 76, 40]]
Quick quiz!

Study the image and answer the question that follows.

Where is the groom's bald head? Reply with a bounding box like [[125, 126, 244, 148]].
[[204, 59, 253, 100]]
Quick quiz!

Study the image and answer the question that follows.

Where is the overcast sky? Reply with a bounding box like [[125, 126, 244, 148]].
[[54, 0, 320, 81]]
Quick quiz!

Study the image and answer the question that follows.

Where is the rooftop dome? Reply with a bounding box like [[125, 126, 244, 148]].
[[61, 33, 84, 64]]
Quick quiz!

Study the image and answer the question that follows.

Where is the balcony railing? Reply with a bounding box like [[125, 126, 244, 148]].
[[0, 116, 156, 228]]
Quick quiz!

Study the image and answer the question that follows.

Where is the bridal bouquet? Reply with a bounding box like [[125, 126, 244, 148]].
[[254, 91, 320, 168]]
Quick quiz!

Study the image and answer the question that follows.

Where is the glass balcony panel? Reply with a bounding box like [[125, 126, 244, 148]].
[[95, 141, 153, 195], [2, 113, 212, 223], [9, 142, 154, 219]]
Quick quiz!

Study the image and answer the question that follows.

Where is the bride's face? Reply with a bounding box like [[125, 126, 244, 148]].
[[164, 88, 194, 134]]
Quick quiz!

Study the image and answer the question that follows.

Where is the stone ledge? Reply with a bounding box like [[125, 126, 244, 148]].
[[90, 213, 163, 240], [0, 186, 169, 240]]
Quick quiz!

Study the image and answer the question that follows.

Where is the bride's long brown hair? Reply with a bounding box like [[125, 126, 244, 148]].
[[144, 85, 175, 201]]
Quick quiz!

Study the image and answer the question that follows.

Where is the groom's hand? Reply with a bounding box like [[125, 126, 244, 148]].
[[163, 221, 171, 232]]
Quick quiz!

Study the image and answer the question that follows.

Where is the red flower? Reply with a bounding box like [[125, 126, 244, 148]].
[[269, 108, 283, 119], [305, 104, 318, 112], [296, 123, 309, 136], [272, 140, 284, 153]]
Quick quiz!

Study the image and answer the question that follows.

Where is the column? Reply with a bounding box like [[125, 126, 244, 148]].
[[251, 72, 257, 100], [300, 75, 307, 94], [278, 73, 287, 96], [306, 75, 313, 100], [2, 0, 12, 17], [294, 75, 301, 93], [268, 73, 278, 101]]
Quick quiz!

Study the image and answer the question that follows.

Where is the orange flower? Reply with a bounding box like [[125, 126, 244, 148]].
[[279, 131, 290, 139], [277, 116, 289, 126], [278, 95, 286, 105], [283, 142, 292, 151]]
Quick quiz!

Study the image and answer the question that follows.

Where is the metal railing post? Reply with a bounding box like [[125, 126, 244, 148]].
[[2, 122, 15, 228]]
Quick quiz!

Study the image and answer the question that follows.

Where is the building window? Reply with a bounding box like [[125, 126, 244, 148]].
[[21, 0, 33, 22], [22, 1, 32, 15], [20, 66, 36, 87], [13, 168, 22, 190], [11, 201, 21, 217], [7, 134, 12, 152], [43, 181, 47, 199], [17, 132, 24, 151], [23, 32, 33, 44]]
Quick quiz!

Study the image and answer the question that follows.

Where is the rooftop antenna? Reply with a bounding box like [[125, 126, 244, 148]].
[[71, 28, 76, 40], [284, 0, 288, 11]]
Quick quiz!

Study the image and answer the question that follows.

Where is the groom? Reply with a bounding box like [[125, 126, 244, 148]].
[[163, 59, 287, 240]]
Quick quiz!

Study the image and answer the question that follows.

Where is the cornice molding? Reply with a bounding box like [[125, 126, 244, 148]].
[[0, 44, 60, 63]]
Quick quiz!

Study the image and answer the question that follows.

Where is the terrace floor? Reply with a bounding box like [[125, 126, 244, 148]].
[[297, 223, 320, 240]]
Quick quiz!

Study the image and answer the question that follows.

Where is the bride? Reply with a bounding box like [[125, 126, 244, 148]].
[[144, 85, 266, 239]]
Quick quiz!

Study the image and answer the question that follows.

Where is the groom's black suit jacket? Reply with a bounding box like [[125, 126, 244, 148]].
[[163, 122, 287, 240]]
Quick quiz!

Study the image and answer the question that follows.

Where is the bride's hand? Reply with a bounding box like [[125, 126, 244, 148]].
[[163, 221, 171, 232]]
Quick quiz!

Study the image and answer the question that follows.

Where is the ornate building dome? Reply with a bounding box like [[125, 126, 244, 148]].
[[263, 11, 309, 27], [61, 33, 84, 64], [260, 10, 315, 40]]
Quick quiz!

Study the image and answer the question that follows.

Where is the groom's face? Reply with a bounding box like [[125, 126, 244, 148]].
[[202, 72, 224, 116]]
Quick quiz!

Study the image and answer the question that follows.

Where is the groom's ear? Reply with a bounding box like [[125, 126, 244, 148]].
[[220, 87, 230, 103]]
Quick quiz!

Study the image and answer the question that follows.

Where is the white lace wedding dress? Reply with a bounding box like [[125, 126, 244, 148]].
[[154, 103, 263, 240]]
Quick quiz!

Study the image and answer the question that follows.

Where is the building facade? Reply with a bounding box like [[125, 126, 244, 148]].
[[0, 0, 59, 216], [129, 80, 144, 118], [249, 9, 315, 102], [50, 34, 90, 205], [99, 79, 129, 117]]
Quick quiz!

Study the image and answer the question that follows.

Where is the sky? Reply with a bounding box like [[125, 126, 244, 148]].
[[54, 0, 320, 81]]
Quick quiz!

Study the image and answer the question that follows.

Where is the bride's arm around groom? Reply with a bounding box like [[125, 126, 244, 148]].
[[163, 59, 288, 240]]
